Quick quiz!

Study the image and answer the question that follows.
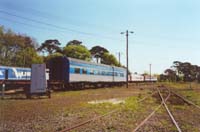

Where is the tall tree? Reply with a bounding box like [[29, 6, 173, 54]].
[[90, 45, 120, 66], [66, 40, 82, 46], [63, 44, 91, 61], [164, 68, 177, 82], [38, 39, 61, 55], [101, 52, 119, 66], [90, 46, 109, 57], [159, 74, 168, 81], [163, 61, 200, 82], [15, 47, 43, 67], [0, 26, 40, 66]]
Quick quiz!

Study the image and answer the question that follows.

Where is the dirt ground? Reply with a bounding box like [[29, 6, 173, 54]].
[[0, 83, 200, 132]]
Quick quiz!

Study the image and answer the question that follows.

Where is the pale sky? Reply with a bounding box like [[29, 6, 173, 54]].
[[0, 0, 200, 74]]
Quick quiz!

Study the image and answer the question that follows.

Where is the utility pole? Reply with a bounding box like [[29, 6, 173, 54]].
[[121, 30, 134, 88], [116, 52, 122, 66]]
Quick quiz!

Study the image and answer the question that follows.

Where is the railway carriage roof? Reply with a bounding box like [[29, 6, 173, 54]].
[[0, 66, 31, 70], [68, 57, 126, 72]]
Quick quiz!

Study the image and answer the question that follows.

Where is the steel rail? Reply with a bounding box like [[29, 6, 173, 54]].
[[59, 109, 118, 132], [132, 87, 170, 132], [157, 88, 182, 132], [59, 91, 156, 132], [170, 89, 200, 110]]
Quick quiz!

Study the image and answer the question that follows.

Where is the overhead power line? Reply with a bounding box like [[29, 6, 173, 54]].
[[0, 17, 69, 34], [0, 10, 119, 41], [1, 5, 119, 33], [1, 17, 53, 31]]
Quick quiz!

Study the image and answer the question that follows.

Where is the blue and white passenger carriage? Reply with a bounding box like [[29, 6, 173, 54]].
[[0, 56, 127, 89], [0, 66, 31, 80], [49, 57, 126, 87]]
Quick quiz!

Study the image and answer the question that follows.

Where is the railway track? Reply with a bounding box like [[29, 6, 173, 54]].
[[2, 84, 200, 131], [59, 90, 156, 132], [59, 86, 200, 132], [132, 87, 171, 132], [133, 86, 200, 132]]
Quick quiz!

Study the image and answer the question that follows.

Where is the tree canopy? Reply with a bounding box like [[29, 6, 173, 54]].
[[90, 45, 120, 66], [0, 26, 42, 67], [160, 61, 200, 82], [63, 44, 91, 61], [37, 39, 61, 55], [90, 45, 108, 57], [0, 25, 123, 68], [101, 52, 119, 66], [66, 40, 82, 46]]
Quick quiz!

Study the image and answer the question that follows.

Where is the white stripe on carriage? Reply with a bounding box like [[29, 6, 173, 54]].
[[0, 70, 3, 76]]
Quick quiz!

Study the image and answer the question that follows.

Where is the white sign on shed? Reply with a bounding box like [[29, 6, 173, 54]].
[[30, 64, 47, 94]]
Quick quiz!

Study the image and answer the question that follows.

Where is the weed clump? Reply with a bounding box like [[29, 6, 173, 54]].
[[124, 96, 139, 111]]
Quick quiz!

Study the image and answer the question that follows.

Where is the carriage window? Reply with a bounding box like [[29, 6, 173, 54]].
[[102, 71, 105, 75], [120, 73, 124, 77], [82, 69, 87, 74], [94, 70, 98, 75], [106, 72, 109, 76], [98, 71, 101, 75], [108, 72, 113, 76], [114, 72, 118, 76], [70, 67, 74, 73], [90, 70, 94, 75], [75, 68, 80, 74], [9, 70, 15, 76]]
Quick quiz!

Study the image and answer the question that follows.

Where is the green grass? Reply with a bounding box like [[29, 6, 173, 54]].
[[158, 82, 189, 89], [179, 91, 200, 105], [172, 105, 186, 110], [54, 90, 82, 97], [158, 82, 200, 89], [83, 102, 121, 115], [181, 124, 199, 132], [123, 96, 139, 111], [83, 96, 140, 115]]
